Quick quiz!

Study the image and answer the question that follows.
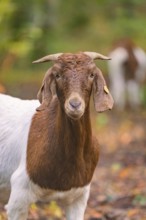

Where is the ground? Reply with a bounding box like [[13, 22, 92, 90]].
[[0, 110, 146, 220], [86, 111, 146, 220]]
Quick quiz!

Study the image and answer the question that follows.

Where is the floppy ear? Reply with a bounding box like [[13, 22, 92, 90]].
[[36, 69, 56, 111], [93, 69, 114, 112]]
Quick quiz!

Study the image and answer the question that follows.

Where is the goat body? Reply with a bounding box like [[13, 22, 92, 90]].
[[0, 52, 113, 220], [0, 94, 39, 203], [108, 39, 146, 109], [0, 95, 92, 220]]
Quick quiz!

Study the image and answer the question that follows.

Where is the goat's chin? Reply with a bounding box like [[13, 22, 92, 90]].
[[65, 110, 84, 120]]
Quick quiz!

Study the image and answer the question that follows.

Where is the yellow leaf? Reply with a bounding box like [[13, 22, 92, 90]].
[[30, 203, 38, 211], [127, 209, 139, 217], [47, 201, 63, 218], [119, 167, 132, 178]]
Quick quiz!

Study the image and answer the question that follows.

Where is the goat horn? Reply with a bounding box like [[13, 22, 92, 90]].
[[84, 52, 111, 60], [32, 53, 63, 64]]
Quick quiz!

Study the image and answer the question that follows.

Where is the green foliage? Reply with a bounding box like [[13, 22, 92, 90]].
[[0, 0, 146, 69], [96, 114, 109, 129], [133, 194, 146, 206]]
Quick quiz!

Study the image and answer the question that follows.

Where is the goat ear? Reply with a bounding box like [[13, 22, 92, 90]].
[[36, 70, 56, 111], [37, 82, 44, 104], [93, 69, 114, 112]]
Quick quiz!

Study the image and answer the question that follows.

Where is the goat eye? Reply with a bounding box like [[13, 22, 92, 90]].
[[55, 73, 61, 79], [89, 73, 94, 79]]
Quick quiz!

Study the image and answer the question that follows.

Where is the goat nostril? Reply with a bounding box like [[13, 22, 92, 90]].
[[69, 100, 81, 109]]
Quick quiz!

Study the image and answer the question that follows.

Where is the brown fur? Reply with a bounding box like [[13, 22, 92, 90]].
[[27, 101, 99, 190], [27, 53, 113, 190], [113, 38, 138, 80]]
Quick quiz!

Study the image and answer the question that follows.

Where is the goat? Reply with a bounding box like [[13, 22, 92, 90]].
[[108, 38, 146, 110], [0, 52, 114, 220]]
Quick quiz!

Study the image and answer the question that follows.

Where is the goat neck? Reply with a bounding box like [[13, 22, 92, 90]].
[[27, 99, 99, 191]]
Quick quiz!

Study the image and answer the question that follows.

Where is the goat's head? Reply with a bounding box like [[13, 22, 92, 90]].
[[33, 52, 114, 120]]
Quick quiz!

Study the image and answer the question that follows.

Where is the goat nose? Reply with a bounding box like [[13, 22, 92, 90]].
[[69, 99, 81, 109]]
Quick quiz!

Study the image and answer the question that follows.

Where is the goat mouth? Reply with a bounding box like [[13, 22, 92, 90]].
[[65, 106, 84, 120], [66, 111, 84, 120]]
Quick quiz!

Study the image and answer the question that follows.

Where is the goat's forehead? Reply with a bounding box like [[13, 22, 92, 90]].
[[61, 53, 92, 65], [53, 53, 94, 72]]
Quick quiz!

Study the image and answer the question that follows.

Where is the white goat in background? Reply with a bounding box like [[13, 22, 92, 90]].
[[108, 39, 146, 110]]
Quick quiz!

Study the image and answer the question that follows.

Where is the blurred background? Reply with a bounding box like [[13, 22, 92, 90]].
[[0, 0, 146, 219], [0, 0, 146, 100]]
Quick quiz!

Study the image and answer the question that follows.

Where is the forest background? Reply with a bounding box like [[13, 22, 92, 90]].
[[0, 0, 146, 99]]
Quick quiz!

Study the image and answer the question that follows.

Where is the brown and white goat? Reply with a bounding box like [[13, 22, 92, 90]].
[[0, 52, 113, 220], [108, 38, 146, 110]]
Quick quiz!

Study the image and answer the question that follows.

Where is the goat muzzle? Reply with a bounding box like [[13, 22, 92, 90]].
[[65, 93, 85, 120]]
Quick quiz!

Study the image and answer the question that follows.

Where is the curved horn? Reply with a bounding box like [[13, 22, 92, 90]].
[[84, 52, 111, 60], [32, 53, 63, 64]]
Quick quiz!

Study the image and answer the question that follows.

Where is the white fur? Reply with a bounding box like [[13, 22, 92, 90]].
[[0, 94, 90, 220], [0, 94, 39, 202], [108, 47, 146, 110], [6, 164, 90, 220]]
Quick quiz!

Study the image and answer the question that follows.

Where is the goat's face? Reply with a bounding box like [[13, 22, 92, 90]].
[[35, 53, 114, 119], [52, 55, 96, 119]]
